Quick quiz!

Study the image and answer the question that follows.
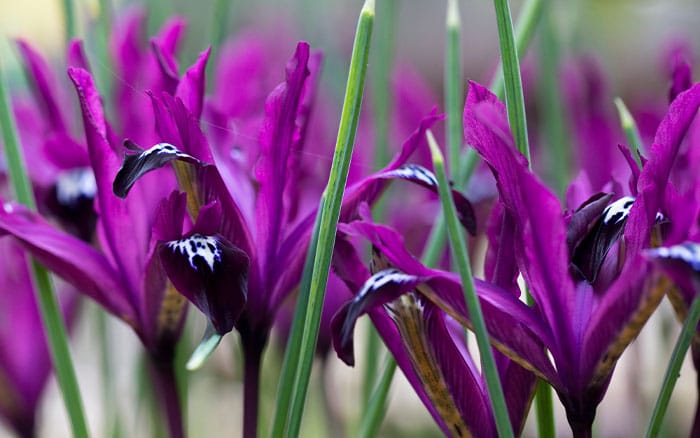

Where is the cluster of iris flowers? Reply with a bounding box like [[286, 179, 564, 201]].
[[1, 0, 700, 437]]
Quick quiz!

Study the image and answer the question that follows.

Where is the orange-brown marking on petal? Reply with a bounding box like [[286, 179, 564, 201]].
[[173, 160, 202, 220], [590, 275, 669, 389], [389, 294, 471, 438], [157, 282, 188, 337]]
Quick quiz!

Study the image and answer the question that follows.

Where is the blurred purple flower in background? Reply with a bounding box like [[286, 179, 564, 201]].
[[0, 17, 219, 437], [0, 238, 78, 438]]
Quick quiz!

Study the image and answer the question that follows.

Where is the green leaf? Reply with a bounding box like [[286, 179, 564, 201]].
[[0, 52, 89, 438], [427, 130, 514, 438]]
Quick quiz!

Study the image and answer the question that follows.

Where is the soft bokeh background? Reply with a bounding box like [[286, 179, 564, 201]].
[[2, 0, 700, 436]]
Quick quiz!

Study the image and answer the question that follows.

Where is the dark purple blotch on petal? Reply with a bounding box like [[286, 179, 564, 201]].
[[570, 195, 631, 284], [44, 167, 98, 241], [159, 233, 249, 335], [113, 140, 200, 198], [571, 195, 668, 284], [331, 269, 422, 366]]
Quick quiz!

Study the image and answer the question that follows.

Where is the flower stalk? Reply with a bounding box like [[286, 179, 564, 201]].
[[358, 356, 397, 438], [614, 97, 644, 168], [426, 129, 514, 437], [0, 55, 89, 438]]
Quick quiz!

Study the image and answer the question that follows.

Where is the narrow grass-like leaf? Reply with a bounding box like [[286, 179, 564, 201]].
[[211, 0, 233, 68], [492, 0, 532, 162], [489, 0, 543, 100], [376, 0, 541, 285], [614, 97, 644, 169], [96, 306, 123, 438], [539, 4, 569, 197], [534, 379, 556, 438], [645, 296, 700, 438], [532, 6, 562, 432], [426, 130, 514, 437], [359, 356, 397, 438], [284, 2, 375, 436], [270, 197, 324, 437], [371, 0, 396, 170], [61, 0, 77, 46], [0, 54, 89, 438], [93, 0, 114, 109], [362, 0, 397, 414], [446, 0, 463, 176]]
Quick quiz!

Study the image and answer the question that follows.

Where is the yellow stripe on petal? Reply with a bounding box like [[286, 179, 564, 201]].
[[415, 283, 551, 382], [157, 282, 188, 337], [0, 367, 21, 422], [389, 294, 471, 438], [172, 160, 203, 221]]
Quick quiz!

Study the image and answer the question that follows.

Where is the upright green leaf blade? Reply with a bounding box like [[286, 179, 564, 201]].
[[0, 55, 88, 438]]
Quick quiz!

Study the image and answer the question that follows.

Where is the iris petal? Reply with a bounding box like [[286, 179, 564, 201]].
[[158, 233, 249, 335], [113, 140, 200, 198]]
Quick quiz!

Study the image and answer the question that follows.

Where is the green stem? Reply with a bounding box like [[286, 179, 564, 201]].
[[362, 329, 382, 407], [489, 0, 543, 101], [61, 0, 77, 46], [534, 379, 556, 438], [358, 357, 397, 438], [93, 0, 113, 115], [421, 146, 478, 270], [427, 130, 513, 437], [538, 2, 569, 197], [96, 306, 122, 438], [646, 296, 700, 438], [372, 0, 396, 170], [284, 2, 375, 436], [362, 0, 396, 413], [210, 0, 234, 83], [270, 197, 323, 437], [532, 6, 563, 431], [614, 97, 644, 168], [492, 0, 531, 163], [0, 55, 89, 438], [446, 0, 463, 176]]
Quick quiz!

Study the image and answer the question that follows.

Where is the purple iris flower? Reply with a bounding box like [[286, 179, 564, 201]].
[[332, 79, 700, 437], [11, 40, 97, 241], [111, 36, 477, 436], [0, 238, 78, 438], [461, 80, 700, 435], [330, 206, 536, 437], [645, 240, 700, 435], [0, 19, 214, 436], [642, 61, 700, 434]]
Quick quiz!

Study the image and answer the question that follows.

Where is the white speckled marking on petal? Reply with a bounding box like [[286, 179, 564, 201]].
[[387, 164, 438, 187], [357, 269, 416, 300], [144, 142, 196, 160], [602, 196, 636, 224], [56, 168, 97, 206], [648, 242, 700, 271], [168, 234, 222, 272]]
